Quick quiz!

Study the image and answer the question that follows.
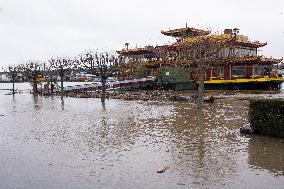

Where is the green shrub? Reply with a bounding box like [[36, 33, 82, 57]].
[[249, 99, 284, 137], [160, 67, 189, 83], [136, 65, 148, 78]]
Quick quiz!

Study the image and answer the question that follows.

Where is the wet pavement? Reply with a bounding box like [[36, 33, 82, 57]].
[[0, 82, 284, 189]]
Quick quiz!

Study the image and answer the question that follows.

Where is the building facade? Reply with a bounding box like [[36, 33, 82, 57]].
[[117, 26, 284, 90]]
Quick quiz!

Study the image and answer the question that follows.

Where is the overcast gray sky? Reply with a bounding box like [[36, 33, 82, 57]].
[[0, 0, 283, 69]]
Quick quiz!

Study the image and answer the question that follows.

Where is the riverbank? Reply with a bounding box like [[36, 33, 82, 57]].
[[64, 89, 282, 102], [65, 90, 193, 101]]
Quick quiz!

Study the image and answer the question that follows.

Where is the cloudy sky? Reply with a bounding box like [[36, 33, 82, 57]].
[[0, 0, 283, 69]]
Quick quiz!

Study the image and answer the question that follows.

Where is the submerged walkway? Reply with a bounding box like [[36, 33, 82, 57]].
[[55, 78, 156, 93]]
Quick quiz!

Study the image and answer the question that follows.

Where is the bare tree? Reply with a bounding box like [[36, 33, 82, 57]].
[[79, 50, 97, 75], [48, 57, 76, 96], [7, 65, 20, 95], [5, 62, 41, 95], [79, 51, 119, 102], [44, 61, 57, 94], [24, 61, 44, 95], [161, 34, 235, 108]]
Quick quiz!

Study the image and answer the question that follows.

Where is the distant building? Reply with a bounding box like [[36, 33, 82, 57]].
[[72, 72, 97, 81], [0, 72, 26, 82], [0, 72, 11, 82]]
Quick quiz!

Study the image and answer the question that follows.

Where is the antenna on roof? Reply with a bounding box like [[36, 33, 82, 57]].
[[233, 28, 240, 34], [186, 23, 188, 28], [125, 43, 129, 50]]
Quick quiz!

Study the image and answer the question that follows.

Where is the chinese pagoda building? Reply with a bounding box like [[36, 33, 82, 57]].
[[117, 25, 284, 90], [117, 46, 171, 79]]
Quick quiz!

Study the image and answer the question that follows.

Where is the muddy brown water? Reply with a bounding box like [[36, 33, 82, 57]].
[[0, 82, 284, 189]]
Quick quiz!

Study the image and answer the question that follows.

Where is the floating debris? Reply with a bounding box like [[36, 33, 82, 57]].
[[240, 126, 254, 134], [204, 96, 214, 103], [65, 90, 197, 102], [157, 165, 169, 173], [169, 95, 189, 101]]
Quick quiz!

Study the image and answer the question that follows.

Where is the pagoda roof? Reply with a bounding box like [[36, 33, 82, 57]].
[[143, 61, 172, 67], [234, 35, 267, 48], [170, 34, 234, 48], [259, 57, 283, 64], [209, 56, 282, 65], [165, 56, 282, 66], [234, 40, 267, 48], [117, 47, 155, 55], [170, 34, 267, 48], [161, 27, 211, 38], [211, 56, 259, 65]]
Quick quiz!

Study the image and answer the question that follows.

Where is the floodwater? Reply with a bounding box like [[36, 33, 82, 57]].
[[0, 83, 284, 189]]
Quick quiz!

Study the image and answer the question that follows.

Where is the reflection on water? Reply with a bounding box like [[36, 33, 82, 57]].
[[0, 83, 284, 189], [248, 136, 284, 176], [60, 96, 65, 110]]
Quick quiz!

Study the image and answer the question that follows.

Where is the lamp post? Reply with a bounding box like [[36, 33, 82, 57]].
[[125, 43, 129, 50]]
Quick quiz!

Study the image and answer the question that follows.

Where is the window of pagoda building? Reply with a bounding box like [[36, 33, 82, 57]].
[[232, 66, 246, 77], [233, 47, 257, 57], [252, 64, 273, 77], [220, 47, 257, 58], [212, 67, 224, 79], [123, 54, 160, 64], [220, 47, 236, 57], [253, 64, 262, 76], [222, 47, 231, 57], [262, 65, 273, 76]]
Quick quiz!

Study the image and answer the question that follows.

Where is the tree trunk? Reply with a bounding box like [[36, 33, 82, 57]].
[[60, 67, 64, 96], [50, 74, 54, 94], [12, 74, 15, 96], [197, 64, 205, 109], [101, 77, 106, 102], [61, 95, 64, 110], [196, 109, 205, 165], [33, 75, 37, 95], [61, 77, 64, 96]]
